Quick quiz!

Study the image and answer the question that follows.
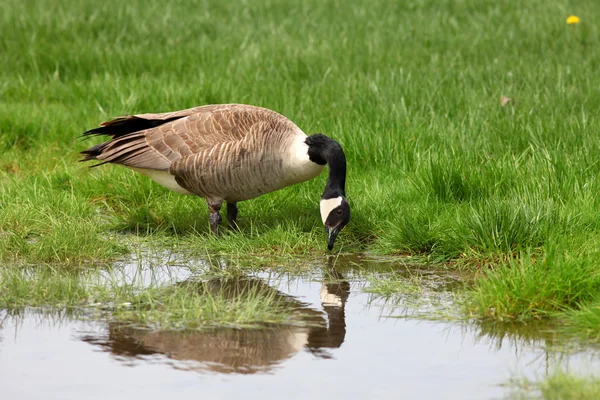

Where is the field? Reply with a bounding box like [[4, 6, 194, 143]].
[[1, 0, 600, 391]]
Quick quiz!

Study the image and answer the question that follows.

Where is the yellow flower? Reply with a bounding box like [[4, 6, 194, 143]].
[[566, 15, 581, 25]]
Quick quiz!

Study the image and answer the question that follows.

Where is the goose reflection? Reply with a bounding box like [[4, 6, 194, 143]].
[[306, 268, 349, 357], [82, 270, 350, 374]]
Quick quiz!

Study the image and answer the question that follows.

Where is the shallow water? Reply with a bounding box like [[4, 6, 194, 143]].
[[0, 255, 598, 400]]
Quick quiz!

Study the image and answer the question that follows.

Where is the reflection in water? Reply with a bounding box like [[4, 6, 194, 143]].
[[81, 268, 350, 374], [89, 324, 313, 374], [307, 268, 349, 357], [467, 319, 600, 376], [473, 319, 562, 352], [1, 254, 599, 399]]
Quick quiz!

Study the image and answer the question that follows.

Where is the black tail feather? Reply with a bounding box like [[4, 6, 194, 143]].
[[79, 141, 110, 165], [81, 116, 182, 138], [79, 115, 183, 166]]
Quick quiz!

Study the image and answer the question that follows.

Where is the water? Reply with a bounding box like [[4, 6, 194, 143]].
[[0, 255, 597, 400]]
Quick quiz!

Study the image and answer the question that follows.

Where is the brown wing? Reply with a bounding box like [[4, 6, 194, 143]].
[[80, 104, 295, 171], [168, 121, 272, 197]]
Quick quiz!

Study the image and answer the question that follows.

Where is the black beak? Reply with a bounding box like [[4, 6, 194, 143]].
[[326, 226, 341, 250]]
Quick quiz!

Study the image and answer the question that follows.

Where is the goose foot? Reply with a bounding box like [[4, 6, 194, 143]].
[[227, 202, 239, 230], [207, 200, 223, 235]]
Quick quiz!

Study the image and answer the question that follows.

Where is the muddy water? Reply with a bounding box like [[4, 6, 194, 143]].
[[0, 256, 598, 400]]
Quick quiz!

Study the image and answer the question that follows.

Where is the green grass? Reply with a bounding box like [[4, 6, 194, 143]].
[[0, 266, 298, 329], [468, 245, 600, 321], [562, 302, 600, 342], [1, 0, 600, 331], [509, 372, 600, 400]]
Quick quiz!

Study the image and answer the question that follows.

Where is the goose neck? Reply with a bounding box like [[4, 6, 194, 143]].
[[306, 134, 347, 198]]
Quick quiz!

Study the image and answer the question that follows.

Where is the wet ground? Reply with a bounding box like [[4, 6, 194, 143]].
[[0, 254, 598, 400]]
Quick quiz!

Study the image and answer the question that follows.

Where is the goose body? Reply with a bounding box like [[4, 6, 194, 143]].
[[80, 104, 350, 249], [96, 273, 349, 373]]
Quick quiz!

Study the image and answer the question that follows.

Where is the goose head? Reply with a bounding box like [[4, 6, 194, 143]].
[[320, 195, 351, 250], [305, 133, 350, 250]]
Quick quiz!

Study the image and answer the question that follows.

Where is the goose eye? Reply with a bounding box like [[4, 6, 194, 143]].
[[337, 209, 342, 215]]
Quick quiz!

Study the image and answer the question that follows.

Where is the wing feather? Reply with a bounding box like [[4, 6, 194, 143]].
[[80, 104, 299, 176]]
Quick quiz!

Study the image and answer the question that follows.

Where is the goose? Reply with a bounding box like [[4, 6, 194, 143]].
[[90, 274, 349, 373], [79, 104, 350, 250]]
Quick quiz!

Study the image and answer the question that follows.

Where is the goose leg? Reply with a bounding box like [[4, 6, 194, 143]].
[[226, 202, 239, 230], [207, 200, 223, 235]]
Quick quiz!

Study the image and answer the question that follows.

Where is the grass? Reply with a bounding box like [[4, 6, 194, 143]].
[[562, 302, 600, 342], [468, 245, 600, 321], [1, 0, 600, 333], [0, 266, 298, 329], [508, 372, 600, 400]]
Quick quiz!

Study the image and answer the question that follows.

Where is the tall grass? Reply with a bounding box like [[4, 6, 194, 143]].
[[2, 0, 600, 328], [468, 245, 600, 321], [563, 301, 600, 342], [2, 0, 600, 262]]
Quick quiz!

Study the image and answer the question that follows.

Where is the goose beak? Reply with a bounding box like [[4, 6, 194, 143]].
[[326, 226, 341, 250]]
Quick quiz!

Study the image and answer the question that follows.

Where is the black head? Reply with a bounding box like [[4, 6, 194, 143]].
[[320, 196, 351, 250]]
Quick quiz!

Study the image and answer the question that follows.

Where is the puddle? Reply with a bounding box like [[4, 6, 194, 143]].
[[0, 255, 598, 400]]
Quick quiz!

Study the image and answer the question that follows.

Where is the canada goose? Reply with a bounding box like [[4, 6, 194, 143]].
[[83, 274, 349, 373], [80, 104, 350, 250]]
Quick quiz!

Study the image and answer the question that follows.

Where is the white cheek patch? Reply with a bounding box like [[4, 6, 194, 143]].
[[320, 197, 343, 224], [320, 285, 343, 307]]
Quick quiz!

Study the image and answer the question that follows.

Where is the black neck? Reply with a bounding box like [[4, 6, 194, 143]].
[[306, 134, 346, 198]]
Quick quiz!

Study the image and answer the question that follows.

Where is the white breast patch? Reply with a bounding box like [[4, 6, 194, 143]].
[[284, 133, 325, 183]]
